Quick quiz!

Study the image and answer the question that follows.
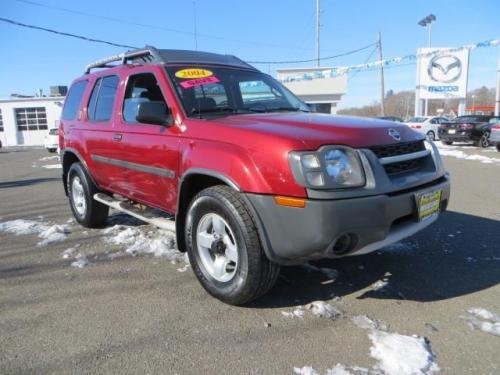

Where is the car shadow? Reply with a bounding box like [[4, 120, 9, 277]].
[[249, 210, 500, 308]]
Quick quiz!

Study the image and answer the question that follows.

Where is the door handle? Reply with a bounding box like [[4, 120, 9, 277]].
[[113, 133, 122, 142]]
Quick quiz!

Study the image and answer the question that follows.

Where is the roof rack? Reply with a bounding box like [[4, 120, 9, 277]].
[[84, 46, 257, 74], [84, 46, 163, 74]]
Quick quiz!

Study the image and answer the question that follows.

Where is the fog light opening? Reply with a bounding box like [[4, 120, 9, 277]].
[[332, 233, 358, 255]]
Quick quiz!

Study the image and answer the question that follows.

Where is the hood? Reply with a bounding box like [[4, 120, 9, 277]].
[[212, 112, 423, 149]]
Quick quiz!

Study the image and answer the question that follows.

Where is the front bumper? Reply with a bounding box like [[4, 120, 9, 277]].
[[245, 175, 450, 265]]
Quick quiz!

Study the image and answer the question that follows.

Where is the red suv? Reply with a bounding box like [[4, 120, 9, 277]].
[[60, 47, 450, 305]]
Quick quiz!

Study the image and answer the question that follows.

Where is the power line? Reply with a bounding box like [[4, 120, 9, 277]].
[[12, 0, 319, 52], [0, 17, 137, 49], [247, 42, 377, 65]]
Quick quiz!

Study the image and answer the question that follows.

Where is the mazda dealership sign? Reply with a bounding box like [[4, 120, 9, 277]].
[[416, 48, 469, 99]]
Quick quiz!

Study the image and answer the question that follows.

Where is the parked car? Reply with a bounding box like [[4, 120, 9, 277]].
[[438, 115, 500, 147], [59, 47, 450, 305], [488, 119, 500, 151], [406, 116, 448, 141], [376, 116, 404, 123], [44, 128, 59, 153]]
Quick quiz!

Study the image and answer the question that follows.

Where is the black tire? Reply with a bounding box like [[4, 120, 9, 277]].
[[442, 140, 453, 146], [496, 144, 500, 152], [185, 185, 280, 305], [478, 133, 490, 148], [426, 131, 436, 141], [67, 162, 109, 228], [48, 148, 56, 153]]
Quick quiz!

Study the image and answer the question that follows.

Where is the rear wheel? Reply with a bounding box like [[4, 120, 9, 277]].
[[185, 185, 280, 305], [478, 133, 490, 148], [496, 144, 500, 152], [67, 162, 109, 228], [442, 140, 453, 146], [426, 131, 436, 141]]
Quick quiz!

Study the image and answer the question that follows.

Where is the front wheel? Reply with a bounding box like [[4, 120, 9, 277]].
[[185, 185, 280, 305], [67, 162, 109, 228]]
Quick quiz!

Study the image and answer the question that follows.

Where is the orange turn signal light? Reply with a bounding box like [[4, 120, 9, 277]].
[[274, 196, 307, 208]]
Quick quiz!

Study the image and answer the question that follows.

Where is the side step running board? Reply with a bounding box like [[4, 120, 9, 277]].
[[93, 193, 175, 232]]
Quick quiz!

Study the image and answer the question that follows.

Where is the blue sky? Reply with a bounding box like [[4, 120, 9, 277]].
[[0, 0, 498, 108]]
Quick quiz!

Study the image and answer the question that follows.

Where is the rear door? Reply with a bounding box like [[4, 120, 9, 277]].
[[80, 75, 123, 189], [108, 67, 181, 212]]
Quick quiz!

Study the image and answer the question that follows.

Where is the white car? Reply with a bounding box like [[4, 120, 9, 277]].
[[406, 116, 449, 141], [44, 128, 59, 153]]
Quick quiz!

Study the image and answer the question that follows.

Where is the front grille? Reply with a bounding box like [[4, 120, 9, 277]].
[[369, 140, 427, 176], [384, 158, 424, 175], [369, 140, 425, 159]]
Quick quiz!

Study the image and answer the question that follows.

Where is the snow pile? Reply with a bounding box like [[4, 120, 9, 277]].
[[0, 219, 70, 246], [282, 301, 342, 320], [294, 366, 320, 375], [370, 279, 389, 292], [352, 315, 388, 332], [39, 155, 59, 161], [103, 224, 185, 263], [296, 313, 440, 374], [61, 247, 77, 259], [282, 308, 305, 319], [368, 330, 440, 374], [71, 253, 90, 268], [463, 308, 500, 337], [37, 224, 71, 246], [41, 164, 62, 169], [436, 144, 500, 165]]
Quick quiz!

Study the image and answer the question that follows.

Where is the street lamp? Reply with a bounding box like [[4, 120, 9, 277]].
[[418, 14, 437, 116], [418, 14, 436, 48]]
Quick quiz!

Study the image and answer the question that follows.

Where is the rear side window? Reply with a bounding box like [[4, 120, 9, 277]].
[[88, 75, 119, 122], [61, 80, 87, 120]]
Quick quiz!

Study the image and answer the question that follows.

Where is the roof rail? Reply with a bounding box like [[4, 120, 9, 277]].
[[84, 46, 163, 74]]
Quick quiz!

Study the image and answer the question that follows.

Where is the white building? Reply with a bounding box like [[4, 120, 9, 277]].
[[276, 67, 347, 114], [0, 97, 64, 146]]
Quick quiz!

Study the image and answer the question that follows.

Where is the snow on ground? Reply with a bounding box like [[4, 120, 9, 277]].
[[39, 155, 60, 162], [302, 263, 339, 281], [71, 253, 90, 268], [295, 312, 440, 374], [368, 330, 439, 374], [463, 308, 500, 337], [41, 164, 62, 169], [436, 143, 500, 165], [352, 315, 388, 332], [103, 223, 186, 264], [282, 301, 342, 320], [0, 219, 70, 246]]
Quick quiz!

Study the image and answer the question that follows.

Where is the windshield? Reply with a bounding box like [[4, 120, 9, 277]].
[[165, 66, 310, 118], [407, 117, 427, 123], [489, 117, 500, 124]]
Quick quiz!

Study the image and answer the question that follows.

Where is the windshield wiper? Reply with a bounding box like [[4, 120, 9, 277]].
[[266, 106, 310, 113]]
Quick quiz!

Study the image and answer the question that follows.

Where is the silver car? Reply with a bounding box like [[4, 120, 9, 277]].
[[489, 118, 500, 151]]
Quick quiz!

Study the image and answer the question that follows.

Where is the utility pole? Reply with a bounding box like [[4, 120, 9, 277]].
[[193, 1, 198, 50], [495, 57, 500, 116], [316, 0, 321, 67], [378, 32, 385, 116]]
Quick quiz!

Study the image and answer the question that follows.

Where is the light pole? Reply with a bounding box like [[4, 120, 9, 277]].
[[418, 14, 436, 116]]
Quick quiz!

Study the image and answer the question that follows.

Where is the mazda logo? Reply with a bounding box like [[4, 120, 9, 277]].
[[427, 55, 462, 83], [388, 128, 401, 141]]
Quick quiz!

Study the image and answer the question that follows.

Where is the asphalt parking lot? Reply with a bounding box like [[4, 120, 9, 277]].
[[0, 146, 499, 374]]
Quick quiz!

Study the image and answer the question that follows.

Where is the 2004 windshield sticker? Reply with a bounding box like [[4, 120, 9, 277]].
[[175, 68, 220, 89]]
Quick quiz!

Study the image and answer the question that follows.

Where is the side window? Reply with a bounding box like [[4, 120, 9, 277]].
[[430, 118, 438, 124], [88, 75, 119, 122], [123, 73, 167, 123], [62, 80, 87, 120], [239, 80, 283, 105]]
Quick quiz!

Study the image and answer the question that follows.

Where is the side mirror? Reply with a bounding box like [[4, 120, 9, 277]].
[[136, 101, 171, 126]]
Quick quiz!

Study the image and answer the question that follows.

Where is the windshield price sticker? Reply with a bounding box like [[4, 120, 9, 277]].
[[175, 68, 213, 79], [179, 76, 220, 89]]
